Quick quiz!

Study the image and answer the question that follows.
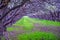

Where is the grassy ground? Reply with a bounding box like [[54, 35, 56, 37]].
[[14, 16, 60, 26], [7, 16, 60, 40], [17, 31, 57, 40], [7, 16, 60, 31]]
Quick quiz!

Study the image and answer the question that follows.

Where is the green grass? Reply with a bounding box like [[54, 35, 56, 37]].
[[7, 16, 60, 31], [16, 16, 34, 30], [28, 18, 60, 26], [7, 26, 21, 31], [7, 16, 60, 40], [14, 16, 60, 26], [38, 19, 60, 26], [17, 31, 58, 40], [7, 27, 15, 31]]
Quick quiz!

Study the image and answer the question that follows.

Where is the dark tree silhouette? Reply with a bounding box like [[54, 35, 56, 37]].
[[0, 0, 30, 40]]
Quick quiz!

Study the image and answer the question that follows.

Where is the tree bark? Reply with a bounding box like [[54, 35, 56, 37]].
[[0, 21, 4, 40]]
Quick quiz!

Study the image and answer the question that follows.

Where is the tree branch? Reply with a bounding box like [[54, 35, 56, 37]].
[[0, 0, 30, 20], [3, 13, 19, 27]]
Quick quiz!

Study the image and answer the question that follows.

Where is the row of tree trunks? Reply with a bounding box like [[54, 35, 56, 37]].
[[29, 11, 60, 22]]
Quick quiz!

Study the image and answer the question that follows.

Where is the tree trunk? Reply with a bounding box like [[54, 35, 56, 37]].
[[0, 21, 4, 40]]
